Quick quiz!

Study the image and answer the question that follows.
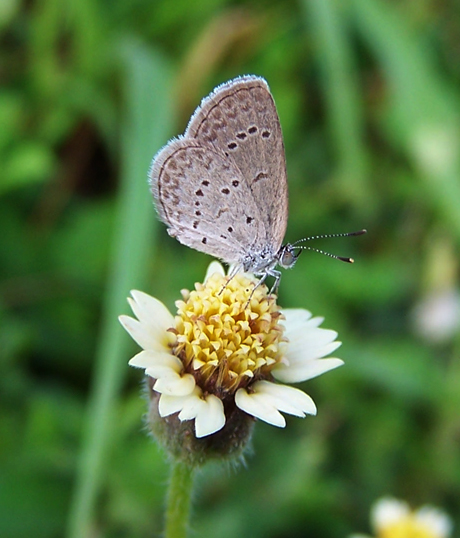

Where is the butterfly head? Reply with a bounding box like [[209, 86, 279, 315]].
[[277, 244, 300, 269]]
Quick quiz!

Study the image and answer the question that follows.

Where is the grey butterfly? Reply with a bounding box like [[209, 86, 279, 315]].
[[149, 75, 363, 291]]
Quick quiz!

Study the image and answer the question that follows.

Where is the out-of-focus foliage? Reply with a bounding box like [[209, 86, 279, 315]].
[[1, 0, 460, 537]]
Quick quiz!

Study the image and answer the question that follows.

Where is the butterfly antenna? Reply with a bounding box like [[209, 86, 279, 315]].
[[292, 229, 367, 264]]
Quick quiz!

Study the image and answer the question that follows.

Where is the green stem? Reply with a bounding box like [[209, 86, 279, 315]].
[[165, 461, 195, 538]]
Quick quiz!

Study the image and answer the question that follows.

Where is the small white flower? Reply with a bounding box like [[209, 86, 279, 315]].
[[351, 497, 453, 538], [412, 287, 460, 343], [120, 261, 343, 438], [372, 497, 413, 531]]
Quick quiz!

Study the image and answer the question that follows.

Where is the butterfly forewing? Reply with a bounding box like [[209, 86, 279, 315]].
[[150, 137, 267, 264], [185, 76, 288, 256]]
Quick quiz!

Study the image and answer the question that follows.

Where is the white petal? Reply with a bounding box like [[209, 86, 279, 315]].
[[153, 371, 195, 396], [204, 261, 225, 282], [159, 390, 226, 437], [287, 323, 339, 347], [416, 506, 453, 538], [274, 311, 343, 383], [280, 309, 342, 368], [251, 380, 317, 416], [128, 290, 175, 331], [281, 309, 338, 348], [235, 388, 286, 427], [287, 338, 341, 362], [279, 309, 314, 331], [158, 393, 189, 417], [194, 395, 226, 437], [119, 315, 173, 352], [372, 498, 410, 531], [273, 357, 344, 383], [129, 350, 182, 371], [178, 391, 205, 420], [158, 387, 202, 417], [142, 353, 183, 378]]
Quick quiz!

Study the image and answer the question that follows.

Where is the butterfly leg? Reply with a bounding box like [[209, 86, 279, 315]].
[[266, 268, 282, 296], [243, 267, 280, 308], [218, 264, 242, 296]]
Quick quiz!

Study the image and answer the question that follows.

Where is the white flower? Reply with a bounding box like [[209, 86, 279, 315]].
[[412, 287, 460, 343], [120, 261, 343, 438], [351, 497, 453, 538]]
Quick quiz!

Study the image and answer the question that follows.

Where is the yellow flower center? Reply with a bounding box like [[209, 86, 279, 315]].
[[379, 518, 440, 538], [172, 270, 286, 397]]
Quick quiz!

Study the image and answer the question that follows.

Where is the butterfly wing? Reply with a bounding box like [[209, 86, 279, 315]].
[[150, 137, 267, 264], [185, 76, 288, 255]]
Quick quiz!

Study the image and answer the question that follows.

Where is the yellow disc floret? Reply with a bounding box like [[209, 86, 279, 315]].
[[380, 519, 441, 538], [172, 270, 286, 397]]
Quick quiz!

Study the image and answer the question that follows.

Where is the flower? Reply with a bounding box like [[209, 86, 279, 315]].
[[412, 287, 460, 343], [351, 497, 453, 538], [120, 261, 343, 441]]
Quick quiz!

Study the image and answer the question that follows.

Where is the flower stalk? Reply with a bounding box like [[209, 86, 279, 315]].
[[165, 461, 195, 538]]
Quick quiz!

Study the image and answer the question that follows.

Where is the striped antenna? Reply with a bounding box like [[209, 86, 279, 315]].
[[292, 229, 367, 263]]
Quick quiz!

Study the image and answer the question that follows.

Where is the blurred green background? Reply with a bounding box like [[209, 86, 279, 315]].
[[2, 0, 460, 536]]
